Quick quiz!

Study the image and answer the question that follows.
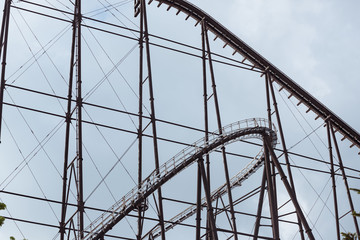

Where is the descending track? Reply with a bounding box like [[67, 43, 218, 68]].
[[84, 118, 277, 240], [152, 0, 360, 151]]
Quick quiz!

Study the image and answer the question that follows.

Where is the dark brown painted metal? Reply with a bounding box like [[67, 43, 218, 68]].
[[0, 0, 11, 141], [265, 72, 277, 224], [76, 0, 85, 237], [198, 158, 219, 240], [60, 1, 80, 239], [154, 0, 360, 151], [201, 20, 212, 240], [142, 1, 166, 238], [268, 74, 305, 239], [264, 136, 315, 240], [137, 0, 145, 238], [204, 22, 238, 240], [330, 125, 360, 236], [265, 73, 280, 238], [326, 121, 344, 240], [253, 168, 267, 240], [263, 144, 279, 239], [196, 158, 202, 240]]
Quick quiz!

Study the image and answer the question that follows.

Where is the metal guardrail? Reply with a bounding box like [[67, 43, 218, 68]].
[[147, 148, 266, 239]]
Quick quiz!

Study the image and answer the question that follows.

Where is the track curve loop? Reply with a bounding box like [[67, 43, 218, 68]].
[[84, 118, 277, 240]]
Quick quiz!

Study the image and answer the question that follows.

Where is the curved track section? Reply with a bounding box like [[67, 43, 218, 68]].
[[152, 0, 360, 151], [83, 118, 277, 240], [145, 149, 267, 239]]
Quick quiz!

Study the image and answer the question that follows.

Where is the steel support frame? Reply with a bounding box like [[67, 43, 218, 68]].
[[0, 0, 11, 141], [330, 123, 360, 236], [263, 145, 280, 239], [141, 0, 166, 239], [253, 167, 267, 239], [137, 0, 145, 238], [263, 136, 315, 240], [196, 157, 202, 240], [267, 72, 305, 239], [60, 0, 84, 239], [326, 120, 340, 240], [201, 19, 212, 240], [203, 21, 238, 240], [198, 157, 219, 240]]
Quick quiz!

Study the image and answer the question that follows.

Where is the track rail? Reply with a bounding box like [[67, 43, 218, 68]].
[[152, 0, 360, 152], [83, 118, 277, 240], [144, 149, 267, 239]]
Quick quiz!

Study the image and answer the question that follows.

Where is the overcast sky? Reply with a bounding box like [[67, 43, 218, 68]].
[[0, 0, 359, 239]]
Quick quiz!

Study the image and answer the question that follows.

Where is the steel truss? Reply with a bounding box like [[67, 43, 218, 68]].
[[0, 0, 359, 240]]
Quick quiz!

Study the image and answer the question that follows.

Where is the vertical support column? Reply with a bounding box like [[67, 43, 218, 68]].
[[253, 166, 267, 240], [264, 135, 315, 240], [75, 0, 84, 237], [137, 0, 145, 238], [268, 74, 305, 239], [201, 19, 211, 240], [0, 0, 11, 141], [198, 157, 219, 240], [196, 159, 202, 240], [60, 0, 83, 238], [326, 121, 340, 240], [265, 73, 278, 212], [264, 143, 279, 239], [60, 8, 76, 240], [203, 22, 238, 240], [330, 125, 360, 236], [140, 1, 166, 238]]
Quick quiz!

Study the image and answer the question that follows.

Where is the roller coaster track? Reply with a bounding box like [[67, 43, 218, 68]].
[[151, 0, 360, 152], [83, 118, 277, 240], [144, 148, 268, 239]]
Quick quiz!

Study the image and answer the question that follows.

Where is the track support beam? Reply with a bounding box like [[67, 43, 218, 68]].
[[60, 0, 84, 238], [264, 136, 315, 240], [203, 21, 238, 240], [0, 0, 11, 142]]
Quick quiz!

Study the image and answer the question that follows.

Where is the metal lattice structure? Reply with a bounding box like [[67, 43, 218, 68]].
[[0, 0, 359, 240]]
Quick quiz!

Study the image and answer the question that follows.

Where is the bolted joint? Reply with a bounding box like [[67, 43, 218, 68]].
[[76, 97, 83, 107]]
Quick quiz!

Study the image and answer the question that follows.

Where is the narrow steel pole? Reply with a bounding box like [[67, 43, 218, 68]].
[[326, 121, 341, 240], [75, 0, 84, 237], [268, 74, 305, 239], [264, 136, 315, 240], [330, 124, 360, 236], [253, 167, 267, 240], [203, 22, 238, 240], [141, 1, 166, 238], [137, 1, 145, 238], [60, 2, 79, 239], [265, 72, 272, 127], [265, 73, 278, 215], [199, 157, 219, 240], [196, 159, 202, 240], [0, 0, 11, 142], [264, 143, 280, 239], [201, 20, 211, 240]]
